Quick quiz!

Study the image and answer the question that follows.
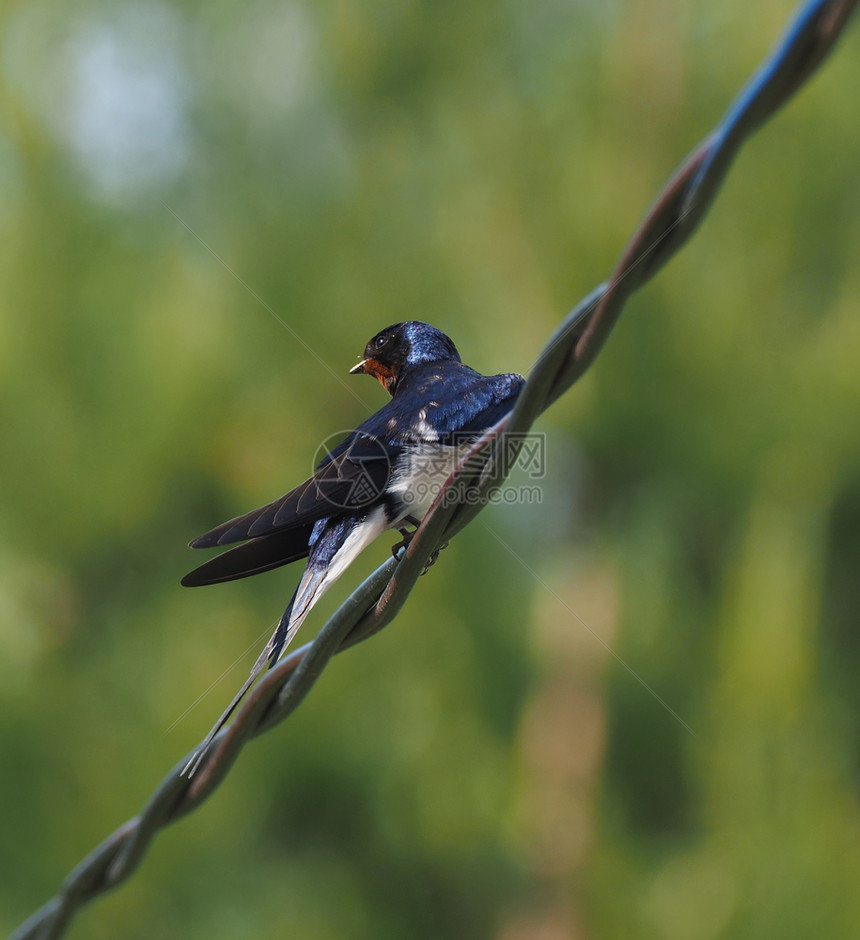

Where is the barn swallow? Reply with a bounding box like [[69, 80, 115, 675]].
[[183, 321, 523, 763]]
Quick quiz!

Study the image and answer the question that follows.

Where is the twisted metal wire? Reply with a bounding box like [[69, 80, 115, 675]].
[[11, 1, 856, 937]]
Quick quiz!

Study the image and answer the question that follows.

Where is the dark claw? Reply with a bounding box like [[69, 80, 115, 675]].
[[420, 540, 449, 575], [391, 527, 414, 558], [391, 522, 447, 572]]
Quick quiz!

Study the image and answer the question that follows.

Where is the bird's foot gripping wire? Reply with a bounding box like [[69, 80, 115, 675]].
[[420, 540, 449, 575], [390, 520, 449, 575], [390, 515, 422, 559], [391, 527, 413, 558]]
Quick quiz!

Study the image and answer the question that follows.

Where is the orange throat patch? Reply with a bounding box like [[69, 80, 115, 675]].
[[363, 357, 397, 393]]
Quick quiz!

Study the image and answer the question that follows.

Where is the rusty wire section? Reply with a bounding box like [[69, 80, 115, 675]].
[[11, 2, 857, 937]]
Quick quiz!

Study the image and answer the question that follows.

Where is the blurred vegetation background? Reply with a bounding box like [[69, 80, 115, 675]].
[[1, 1, 859, 937]]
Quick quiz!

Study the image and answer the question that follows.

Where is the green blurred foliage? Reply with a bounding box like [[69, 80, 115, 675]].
[[1, 1, 859, 937]]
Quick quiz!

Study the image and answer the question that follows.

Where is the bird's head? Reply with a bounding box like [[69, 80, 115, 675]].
[[349, 321, 461, 395]]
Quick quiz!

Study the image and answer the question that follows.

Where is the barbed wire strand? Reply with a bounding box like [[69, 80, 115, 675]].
[[10, 2, 856, 937]]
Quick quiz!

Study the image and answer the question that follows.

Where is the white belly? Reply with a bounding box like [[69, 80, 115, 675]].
[[388, 442, 475, 520]]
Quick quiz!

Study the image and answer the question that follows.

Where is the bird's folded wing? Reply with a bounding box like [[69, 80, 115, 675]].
[[188, 432, 397, 549], [180, 526, 315, 586]]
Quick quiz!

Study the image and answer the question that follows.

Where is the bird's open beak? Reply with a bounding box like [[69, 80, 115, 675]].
[[349, 359, 367, 375]]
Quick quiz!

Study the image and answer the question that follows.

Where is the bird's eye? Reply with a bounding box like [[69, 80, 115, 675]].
[[374, 335, 388, 349]]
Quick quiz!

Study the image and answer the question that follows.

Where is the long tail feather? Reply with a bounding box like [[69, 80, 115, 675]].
[[183, 510, 389, 776], [182, 587, 298, 776]]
